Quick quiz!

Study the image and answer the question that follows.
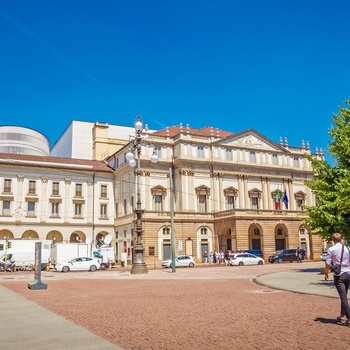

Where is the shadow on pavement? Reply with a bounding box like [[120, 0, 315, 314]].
[[298, 268, 323, 273], [314, 317, 338, 325]]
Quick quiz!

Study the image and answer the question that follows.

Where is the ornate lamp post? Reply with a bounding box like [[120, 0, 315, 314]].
[[126, 116, 158, 274]]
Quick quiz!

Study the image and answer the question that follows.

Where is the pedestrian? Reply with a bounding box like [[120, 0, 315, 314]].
[[209, 251, 213, 264], [325, 233, 350, 326], [296, 247, 302, 263], [203, 251, 208, 264]]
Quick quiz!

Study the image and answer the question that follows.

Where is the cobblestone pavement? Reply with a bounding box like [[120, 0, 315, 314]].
[[0, 261, 345, 350]]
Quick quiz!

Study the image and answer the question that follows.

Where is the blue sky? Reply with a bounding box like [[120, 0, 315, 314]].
[[1, 1, 349, 162]]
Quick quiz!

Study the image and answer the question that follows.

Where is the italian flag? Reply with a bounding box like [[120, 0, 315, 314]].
[[275, 189, 281, 210]]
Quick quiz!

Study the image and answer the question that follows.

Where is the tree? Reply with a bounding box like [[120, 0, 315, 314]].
[[304, 100, 350, 241]]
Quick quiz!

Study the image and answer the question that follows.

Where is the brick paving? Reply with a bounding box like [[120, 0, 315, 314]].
[[0, 261, 345, 350]]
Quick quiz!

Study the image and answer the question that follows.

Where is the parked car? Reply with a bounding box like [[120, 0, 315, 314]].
[[320, 251, 328, 261], [162, 255, 195, 268], [229, 253, 264, 266], [54, 257, 101, 272], [268, 249, 306, 263], [244, 249, 263, 258]]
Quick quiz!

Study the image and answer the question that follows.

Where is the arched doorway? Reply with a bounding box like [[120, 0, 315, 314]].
[[248, 224, 263, 250], [158, 225, 171, 261], [46, 230, 63, 243], [274, 225, 288, 251], [22, 230, 39, 239], [70, 231, 86, 243], [0, 229, 14, 239]]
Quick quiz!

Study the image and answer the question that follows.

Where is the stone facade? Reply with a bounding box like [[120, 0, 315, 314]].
[[108, 125, 325, 265]]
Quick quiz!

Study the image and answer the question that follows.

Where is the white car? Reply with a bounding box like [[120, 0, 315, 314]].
[[320, 251, 328, 261], [55, 257, 101, 272], [229, 253, 264, 266], [162, 255, 195, 268]]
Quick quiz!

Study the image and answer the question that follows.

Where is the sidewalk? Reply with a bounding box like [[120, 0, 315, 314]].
[[255, 266, 339, 298], [0, 285, 123, 350]]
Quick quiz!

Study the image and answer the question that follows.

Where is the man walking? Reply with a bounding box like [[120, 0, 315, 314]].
[[325, 233, 350, 326]]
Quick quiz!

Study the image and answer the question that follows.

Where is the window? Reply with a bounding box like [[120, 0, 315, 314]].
[[198, 195, 207, 212], [226, 149, 232, 161], [253, 228, 260, 235], [154, 147, 161, 158], [277, 228, 283, 236], [2, 201, 10, 215], [297, 199, 303, 211], [100, 204, 107, 218], [163, 227, 170, 235], [227, 196, 234, 210], [124, 199, 127, 215], [4, 179, 11, 193], [201, 227, 208, 235], [28, 180, 36, 194], [75, 203, 82, 217], [101, 185, 107, 198], [197, 146, 204, 158], [75, 183, 82, 197], [248, 189, 261, 210], [51, 203, 59, 217], [272, 154, 278, 165], [293, 157, 300, 167], [27, 202, 35, 216], [52, 182, 59, 196], [131, 196, 134, 211], [249, 151, 256, 163], [155, 195, 163, 212], [115, 203, 119, 217]]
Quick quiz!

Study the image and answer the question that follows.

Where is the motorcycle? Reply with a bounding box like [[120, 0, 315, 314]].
[[0, 259, 16, 272]]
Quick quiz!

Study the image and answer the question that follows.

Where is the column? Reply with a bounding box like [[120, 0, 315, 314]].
[[41, 177, 48, 222], [64, 178, 71, 223]]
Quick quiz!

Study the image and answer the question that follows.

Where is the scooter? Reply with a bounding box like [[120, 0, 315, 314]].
[[0, 259, 16, 272]]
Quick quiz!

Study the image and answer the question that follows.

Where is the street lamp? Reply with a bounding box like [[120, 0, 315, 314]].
[[126, 116, 158, 274]]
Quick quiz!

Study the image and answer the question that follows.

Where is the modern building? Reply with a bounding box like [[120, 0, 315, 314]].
[[0, 126, 50, 156], [50, 120, 154, 161], [0, 153, 115, 247], [107, 123, 324, 265]]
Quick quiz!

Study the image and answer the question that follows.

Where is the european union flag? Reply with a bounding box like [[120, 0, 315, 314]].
[[282, 188, 289, 209]]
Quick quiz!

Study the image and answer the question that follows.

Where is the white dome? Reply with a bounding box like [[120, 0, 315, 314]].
[[0, 126, 50, 156]]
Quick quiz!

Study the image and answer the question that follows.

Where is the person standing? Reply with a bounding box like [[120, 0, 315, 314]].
[[325, 233, 350, 326], [296, 247, 302, 263], [203, 251, 208, 264]]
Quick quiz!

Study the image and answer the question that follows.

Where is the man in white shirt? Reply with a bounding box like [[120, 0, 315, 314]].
[[325, 232, 350, 326]]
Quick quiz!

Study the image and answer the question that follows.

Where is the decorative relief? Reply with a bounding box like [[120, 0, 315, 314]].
[[17, 175, 24, 182], [64, 178, 72, 185], [41, 177, 48, 183]]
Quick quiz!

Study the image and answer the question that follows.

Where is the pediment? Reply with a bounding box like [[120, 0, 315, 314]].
[[217, 129, 285, 152]]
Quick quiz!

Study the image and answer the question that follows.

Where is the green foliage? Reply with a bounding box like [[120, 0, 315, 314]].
[[304, 100, 350, 241]]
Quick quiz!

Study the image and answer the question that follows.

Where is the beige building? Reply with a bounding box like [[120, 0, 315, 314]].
[[0, 153, 115, 246], [107, 124, 324, 265]]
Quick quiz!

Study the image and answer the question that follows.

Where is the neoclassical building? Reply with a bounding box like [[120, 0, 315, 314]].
[[107, 123, 324, 265], [0, 122, 325, 266], [0, 153, 115, 246]]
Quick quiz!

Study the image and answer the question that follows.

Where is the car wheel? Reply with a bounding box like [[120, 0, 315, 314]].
[[169, 263, 172, 268], [189, 262, 194, 267], [100, 263, 107, 270], [278, 258, 283, 264], [238, 261, 244, 266], [62, 266, 69, 273], [90, 265, 97, 272], [258, 260, 263, 265]]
